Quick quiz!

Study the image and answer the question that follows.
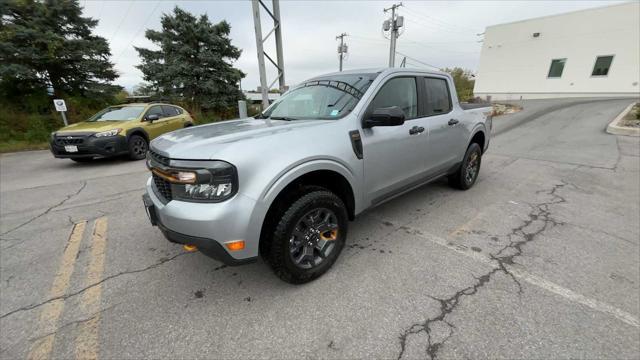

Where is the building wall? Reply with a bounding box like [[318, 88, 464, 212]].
[[474, 2, 640, 100]]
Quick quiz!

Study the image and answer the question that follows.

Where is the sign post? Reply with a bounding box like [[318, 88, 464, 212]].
[[53, 99, 68, 126]]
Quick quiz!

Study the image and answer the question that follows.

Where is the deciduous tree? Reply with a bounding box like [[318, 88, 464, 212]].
[[443, 67, 475, 102]]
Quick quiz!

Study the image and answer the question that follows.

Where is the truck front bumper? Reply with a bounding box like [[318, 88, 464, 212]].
[[143, 178, 259, 265]]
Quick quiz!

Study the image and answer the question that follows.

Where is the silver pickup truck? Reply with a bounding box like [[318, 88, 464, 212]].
[[142, 68, 492, 283]]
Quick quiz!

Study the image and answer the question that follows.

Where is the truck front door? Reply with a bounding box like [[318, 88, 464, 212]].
[[360, 76, 431, 205]]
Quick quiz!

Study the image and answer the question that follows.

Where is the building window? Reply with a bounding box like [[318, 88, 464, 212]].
[[592, 55, 614, 76], [547, 59, 566, 78]]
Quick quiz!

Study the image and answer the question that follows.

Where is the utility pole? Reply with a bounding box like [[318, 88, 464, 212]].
[[383, 3, 404, 67], [336, 33, 348, 72], [252, 0, 286, 110]]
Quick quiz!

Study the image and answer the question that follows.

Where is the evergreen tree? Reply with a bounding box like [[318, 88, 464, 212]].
[[135, 7, 245, 112], [0, 0, 120, 100]]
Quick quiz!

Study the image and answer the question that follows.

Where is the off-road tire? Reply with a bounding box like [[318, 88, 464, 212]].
[[127, 135, 148, 160], [268, 189, 348, 284], [448, 142, 482, 190]]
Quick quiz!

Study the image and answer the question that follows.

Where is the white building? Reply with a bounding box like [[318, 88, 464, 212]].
[[474, 2, 640, 100]]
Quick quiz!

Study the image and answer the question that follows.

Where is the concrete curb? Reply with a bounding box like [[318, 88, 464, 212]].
[[606, 101, 639, 136]]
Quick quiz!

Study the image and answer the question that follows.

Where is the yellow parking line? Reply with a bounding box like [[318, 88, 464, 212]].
[[28, 221, 87, 360], [75, 217, 108, 360]]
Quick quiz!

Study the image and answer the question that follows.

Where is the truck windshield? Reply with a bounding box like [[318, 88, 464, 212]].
[[88, 106, 146, 122], [259, 73, 377, 120]]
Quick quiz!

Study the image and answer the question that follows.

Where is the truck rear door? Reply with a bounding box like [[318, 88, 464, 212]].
[[421, 76, 467, 172]]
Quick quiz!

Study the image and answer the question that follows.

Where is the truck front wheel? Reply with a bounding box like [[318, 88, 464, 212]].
[[267, 189, 348, 284]]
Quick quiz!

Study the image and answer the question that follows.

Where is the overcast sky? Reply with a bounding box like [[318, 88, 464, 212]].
[[80, 0, 626, 91]]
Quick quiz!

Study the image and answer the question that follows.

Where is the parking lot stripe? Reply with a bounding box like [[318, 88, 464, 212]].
[[28, 221, 87, 360], [409, 225, 640, 328], [75, 217, 108, 360]]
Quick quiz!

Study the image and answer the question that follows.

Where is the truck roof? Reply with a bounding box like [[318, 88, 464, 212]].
[[317, 67, 450, 78]]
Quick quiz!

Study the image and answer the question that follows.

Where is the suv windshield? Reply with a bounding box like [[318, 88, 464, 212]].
[[88, 106, 146, 122], [259, 73, 377, 120]]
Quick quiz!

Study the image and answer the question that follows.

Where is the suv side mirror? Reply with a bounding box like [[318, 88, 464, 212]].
[[363, 106, 405, 128], [145, 114, 159, 123]]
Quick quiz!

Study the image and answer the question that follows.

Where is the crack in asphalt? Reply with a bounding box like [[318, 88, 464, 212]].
[[397, 181, 569, 360], [28, 302, 121, 343], [0, 181, 87, 237], [0, 252, 191, 320]]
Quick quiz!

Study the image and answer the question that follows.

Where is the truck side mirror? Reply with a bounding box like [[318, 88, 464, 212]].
[[145, 114, 159, 123], [363, 106, 405, 128]]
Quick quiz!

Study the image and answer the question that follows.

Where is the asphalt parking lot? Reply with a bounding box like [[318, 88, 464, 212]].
[[1, 98, 639, 359]]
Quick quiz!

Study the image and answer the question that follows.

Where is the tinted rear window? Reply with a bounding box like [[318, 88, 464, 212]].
[[423, 77, 452, 116]]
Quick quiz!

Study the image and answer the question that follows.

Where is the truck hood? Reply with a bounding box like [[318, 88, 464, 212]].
[[56, 121, 127, 134], [151, 118, 329, 159]]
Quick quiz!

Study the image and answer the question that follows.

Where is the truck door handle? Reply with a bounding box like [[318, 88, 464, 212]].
[[448, 119, 459, 126], [409, 126, 425, 135]]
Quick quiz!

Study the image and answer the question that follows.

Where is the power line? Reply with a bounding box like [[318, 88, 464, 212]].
[[108, 0, 134, 44], [395, 51, 441, 70], [401, 11, 472, 38], [114, 0, 162, 63], [402, 4, 480, 33]]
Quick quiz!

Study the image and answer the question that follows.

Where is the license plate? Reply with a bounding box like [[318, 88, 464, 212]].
[[64, 145, 78, 152]]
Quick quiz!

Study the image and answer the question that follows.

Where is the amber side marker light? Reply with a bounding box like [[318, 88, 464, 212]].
[[183, 244, 198, 252], [225, 240, 245, 251]]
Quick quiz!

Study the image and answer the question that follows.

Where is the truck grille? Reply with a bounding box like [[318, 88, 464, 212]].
[[55, 136, 85, 146], [152, 173, 173, 202], [149, 150, 170, 166]]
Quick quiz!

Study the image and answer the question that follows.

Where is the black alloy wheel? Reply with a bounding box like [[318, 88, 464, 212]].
[[128, 135, 148, 160], [268, 189, 348, 284], [289, 207, 340, 269], [449, 142, 482, 190]]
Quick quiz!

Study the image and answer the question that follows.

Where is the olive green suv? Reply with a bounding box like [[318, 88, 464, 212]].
[[49, 103, 194, 162]]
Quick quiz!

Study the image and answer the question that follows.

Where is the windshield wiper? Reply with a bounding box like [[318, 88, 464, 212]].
[[269, 116, 298, 121]]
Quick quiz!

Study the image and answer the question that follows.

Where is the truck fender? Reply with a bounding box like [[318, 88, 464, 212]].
[[468, 124, 489, 152], [244, 158, 360, 250]]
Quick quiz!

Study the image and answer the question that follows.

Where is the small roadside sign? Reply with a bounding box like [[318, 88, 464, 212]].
[[53, 99, 68, 126], [53, 99, 67, 112]]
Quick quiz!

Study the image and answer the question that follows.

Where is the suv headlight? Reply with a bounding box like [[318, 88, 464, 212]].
[[94, 128, 122, 137], [152, 160, 238, 203]]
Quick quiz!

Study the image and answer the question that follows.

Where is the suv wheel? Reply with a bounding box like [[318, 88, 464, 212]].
[[449, 142, 482, 190], [128, 135, 148, 160], [268, 189, 348, 284]]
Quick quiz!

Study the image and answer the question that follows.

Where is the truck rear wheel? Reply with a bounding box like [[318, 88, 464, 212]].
[[267, 189, 348, 284], [449, 143, 482, 190]]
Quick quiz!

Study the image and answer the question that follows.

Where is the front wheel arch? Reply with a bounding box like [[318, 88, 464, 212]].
[[126, 128, 149, 143]]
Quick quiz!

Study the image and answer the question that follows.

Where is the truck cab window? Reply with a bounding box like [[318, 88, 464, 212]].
[[369, 77, 417, 119], [424, 78, 452, 116]]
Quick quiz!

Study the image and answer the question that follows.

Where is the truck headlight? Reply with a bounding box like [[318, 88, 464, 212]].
[[155, 161, 238, 202], [94, 128, 122, 137]]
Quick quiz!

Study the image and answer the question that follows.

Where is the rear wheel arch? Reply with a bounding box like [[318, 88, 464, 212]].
[[469, 129, 486, 153]]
